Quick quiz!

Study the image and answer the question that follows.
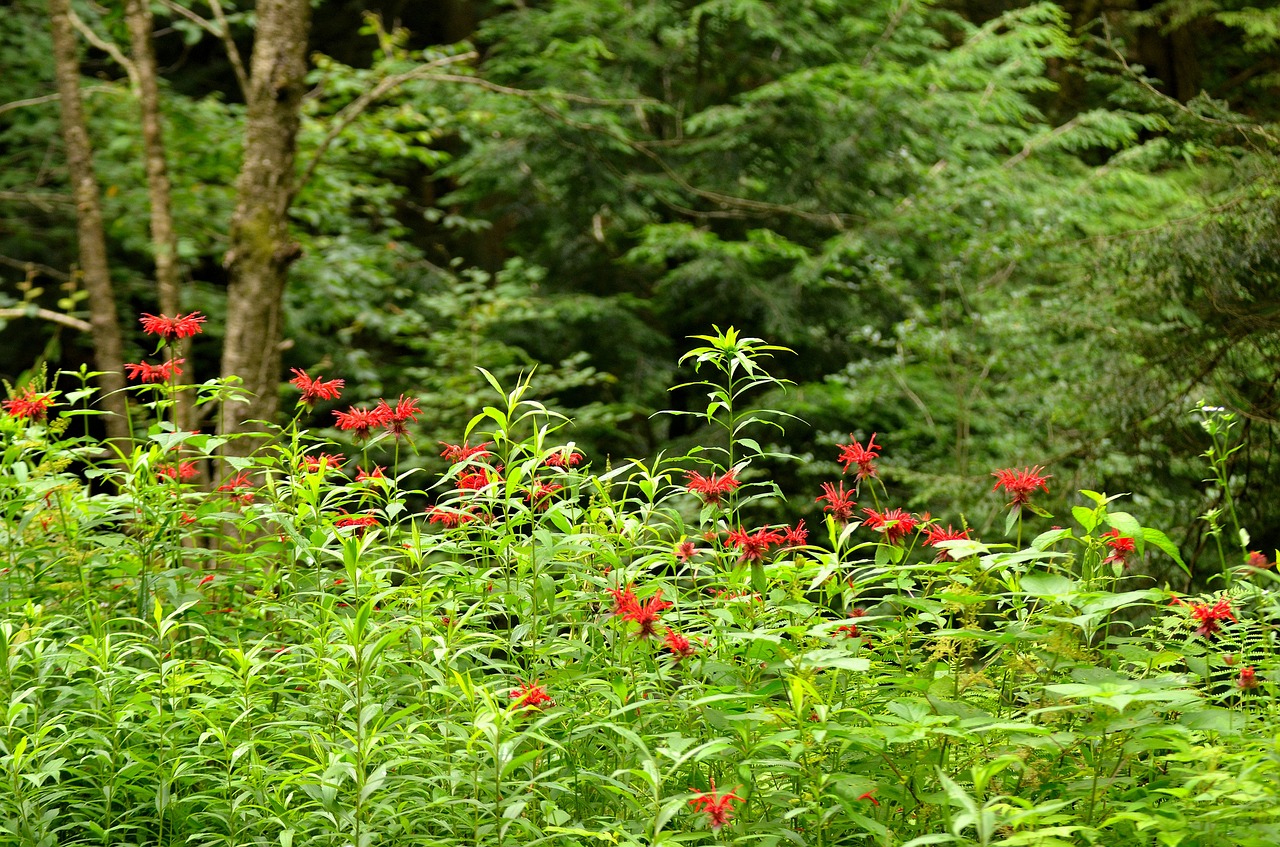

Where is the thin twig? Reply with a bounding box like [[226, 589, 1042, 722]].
[[0, 307, 92, 333], [68, 8, 138, 88], [203, 0, 249, 98], [156, 0, 248, 97], [0, 86, 116, 117]]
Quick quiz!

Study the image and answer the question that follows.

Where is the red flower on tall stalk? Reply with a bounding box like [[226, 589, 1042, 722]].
[[126, 358, 184, 384], [816, 481, 857, 522], [157, 461, 198, 482], [335, 513, 380, 536], [2, 388, 54, 422], [607, 584, 638, 616], [356, 466, 386, 483], [727, 527, 785, 563], [333, 405, 392, 441], [862, 508, 918, 545], [510, 680, 553, 710], [302, 453, 344, 474], [621, 591, 672, 638], [1247, 551, 1272, 569], [216, 472, 254, 505], [439, 441, 491, 463], [139, 311, 206, 340], [426, 506, 476, 528], [544, 449, 583, 468], [1101, 529, 1136, 566], [525, 481, 563, 510], [783, 520, 808, 548], [924, 524, 971, 561], [837, 433, 881, 481], [688, 779, 743, 831], [991, 466, 1050, 508], [378, 395, 421, 437], [1189, 598, 1236, 638], [457, 469, 495, 491], [1238, 666, 1259, 690], [664, 629, 697, 659], [674, 540, 698, 562], [685, 469, 741, 505], [289, 368, 344, 405]]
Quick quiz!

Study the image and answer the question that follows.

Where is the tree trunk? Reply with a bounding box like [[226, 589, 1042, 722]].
[[218, 0, 311, 456], [124, 0, 194, 433], [48, 0, 130, 445]]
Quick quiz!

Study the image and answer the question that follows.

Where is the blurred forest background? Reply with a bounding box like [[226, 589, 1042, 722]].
[[2, 0, 1278, 578]]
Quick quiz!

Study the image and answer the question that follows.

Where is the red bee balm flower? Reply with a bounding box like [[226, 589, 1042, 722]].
[[688, 779, 743, 831], [837, 433, 881, 481], [2, 389, 54, 422], [674, 540, 697, 562], [378, 395, 421, 437], [608, 584, 639, 617], [783, 520, 808, 548], [139, 311, 206, 340], [510, 681, 553, 710], [334, 405, 392, 441], [126, 358, 184, 384], [302, 453, 344, 474], [924, 524, 971, 561], [685, 469, 741, 506], [664, 629, 697, 659], [862, 508, 918, 545], [1239, 667, 1260, 690], [335, 514, 380, 530], [289, 368, 344, 405], [621, 591, 672, 638], [216, 472, 254, 505], [157, 461, 198, 482], [991, 466, 1051, 508], [544, 450, 583, 468], [1189, 598, 1236, 638], [439, 441, 491, 463], [427, 506, 476, 528], [727, 527, 785, 563], [1102, 529, 1136, 565], [525, 481, 563, 510], [816, 481, 857, 523]]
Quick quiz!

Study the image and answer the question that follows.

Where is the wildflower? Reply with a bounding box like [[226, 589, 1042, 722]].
[[439, 441, 490, 463], [3, 388, 54, 422], [510, 681, 553, 711], [688, 779, 743, 831], [1239, 666, 1260, 690], [355, 466, 386, 483], [837, 433, 881, 481], [783, 520, 808, 548], [991, 466, 1050, 508], [125, 358, 183, 384], [289, 368, 344, 405], [1247, 550, 1272, 569], [924, 524, 971, 561], [1189, 598, 1235, 638], [816, 481, 857, 523], [216, 472, 254, 505], [139, 311, 206, 340], [835, 609, 867, 638], [378, 395, 421, 437], [457, 469, 493, 491], [621, 591, 672, 638], [197, 574, 215, 587], [862, 508, 918, 545], [857, 790, 880, 806], [608, 584, 639, 616], [333, 405, 392, 441], [727, 527, 785, 563], [179, 512, 197, 526], [1101, 529, 1136, 566], [544, 449, 583, 468], [685, 469, 741, 506], [525, 481, 563, 510], [664, 629, 697, 659], [335, 513, 380, 531], [302, 453, 344, 474], [427, 506, 476, 528], [674, 540, 697, 562], [157, 461, 198, 482]]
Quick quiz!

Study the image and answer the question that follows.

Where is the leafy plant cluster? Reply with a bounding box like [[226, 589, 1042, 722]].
[[1, 325, 1278, 846]]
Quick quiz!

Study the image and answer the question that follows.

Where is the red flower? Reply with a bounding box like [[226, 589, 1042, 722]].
[[991, 466, 1051, 508], [197, 574, 215, 587], [139, 311, 206, 340], [302, 453, 344, 474], [216, 471, 254, 504], [125, 358, 184, 384], [816, 481, 857, 523], [688, 779, 743, 831], [862, 508, 918, 545], [335, 513, 380, 531], [783, 520, 808, 548], [1247, 550, 1272, 569], [356, 466, 386, 482], [674, 540, 697, 562], [664, 629, 697, 659], [544, 449, 583, 468], [525, 481, 563, 510], [510, 681, 553, 710], [440, 441, 490, 463], [1102, 529, 1136, 566], [289, 368, 344, 405], [333, 405, 392, 441], [685, 469, 741, 506], [2, 388, 54, 422], [378, 395, 421, 437], [835, 610, 866, 638], [157, 461, 198, 482], [1190, 598, 1236, 638], [857, 790, 880, 806], [457, 469, 494, 492], [621, 591, 672, 638], [837, 433, 881, 481], [727, 527, 785, 563], [924, 524, 971, 561], [1239, 666, 1260, 690], [427, 506, 475, 528], [608, 584, 639, 617]]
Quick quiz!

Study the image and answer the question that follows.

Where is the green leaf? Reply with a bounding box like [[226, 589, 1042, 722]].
[[1141, 527, 1189, 574]]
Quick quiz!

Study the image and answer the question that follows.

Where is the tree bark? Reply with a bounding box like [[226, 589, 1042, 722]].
[[48, 0, 130, 444], [218, 0, 311, 455], [125, 0, 194, 433]]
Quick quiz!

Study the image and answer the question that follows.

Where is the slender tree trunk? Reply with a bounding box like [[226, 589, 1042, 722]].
[[218, 0, 311, 455], [124, 0, 194, 433], [48, 0, 130, 444]]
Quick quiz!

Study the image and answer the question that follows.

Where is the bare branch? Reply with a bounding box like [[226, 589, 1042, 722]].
[[0, 190, 75, 211], [67, 8, 138, 88], [0, 307, 92, 333], [0, 254, 70, 281], [156, 0, 248, 97], [0, 85, 115, 117]]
